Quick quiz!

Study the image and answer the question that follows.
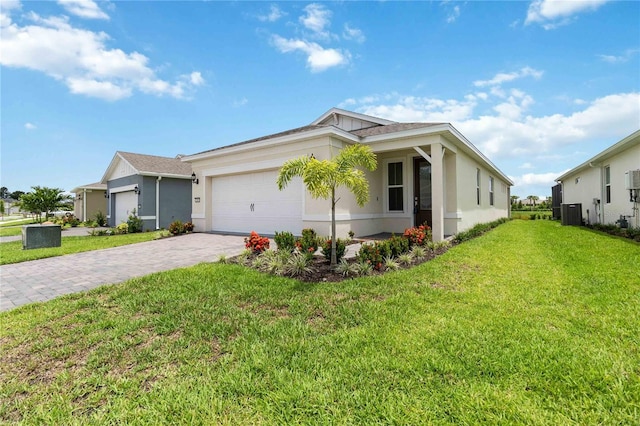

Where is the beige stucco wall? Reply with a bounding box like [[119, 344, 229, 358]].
[[74, 190, 107, 221], [561, 142, 640, 226]]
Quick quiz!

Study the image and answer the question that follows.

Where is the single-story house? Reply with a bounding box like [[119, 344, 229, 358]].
[[555, 129, 640, 227], [182, 108, 512, 241], [70, 182, 107, 222], [101, 151, 193, 230]]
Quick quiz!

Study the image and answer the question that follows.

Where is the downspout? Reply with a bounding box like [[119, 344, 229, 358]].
[[83, 188, 87, 222], [156, 176, 162, 229]]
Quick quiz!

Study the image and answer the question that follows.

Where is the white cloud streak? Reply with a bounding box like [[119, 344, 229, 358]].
[[271, 35, 349, 72], [300, 3, 331, 35], [258, 4, 284, 22], [525, 0, 611, 29], [0, 8, 204, 101], [343, 24, 365, 43], [57, 0, 109, 20], [24, 122, 37, 130], [474, 67, 543, 88]]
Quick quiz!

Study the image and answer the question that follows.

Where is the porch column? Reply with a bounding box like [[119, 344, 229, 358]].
[[431, 143, 444, 242]]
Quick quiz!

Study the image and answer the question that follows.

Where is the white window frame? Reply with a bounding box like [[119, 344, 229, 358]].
[[604, 165, 611, 204], [489, 176, 494, 206], [476, 168, 481, 206], [383, 158, 406, 214]]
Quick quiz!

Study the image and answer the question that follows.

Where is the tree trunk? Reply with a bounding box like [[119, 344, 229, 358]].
[[331, 187, 337, 266]]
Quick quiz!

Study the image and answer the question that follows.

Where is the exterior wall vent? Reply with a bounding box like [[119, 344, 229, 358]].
[[625, 170, 640, 190]]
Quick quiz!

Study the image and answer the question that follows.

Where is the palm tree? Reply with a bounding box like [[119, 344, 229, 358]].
[[277, 144, 377, 265], [526, 195, 539, 210]]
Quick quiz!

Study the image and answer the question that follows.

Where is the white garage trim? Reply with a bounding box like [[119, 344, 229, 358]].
[[109, 184, 138, 194]]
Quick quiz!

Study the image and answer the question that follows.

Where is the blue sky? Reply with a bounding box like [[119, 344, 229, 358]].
[[1, 0, 639, 199]]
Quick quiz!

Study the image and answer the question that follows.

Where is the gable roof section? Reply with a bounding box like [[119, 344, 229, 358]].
[[311, 107, 395, 127], [70, 182, 107, 193], [351, 122, 444, 137], [556, 129, 640, 182], [101, 151, 193, 183]]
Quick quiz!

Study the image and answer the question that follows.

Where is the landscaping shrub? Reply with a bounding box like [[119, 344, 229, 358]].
[[116, 223, 129, 234], [388, 234, 410, 257], [274, 231, 296, 252], [127, 211, 143, 233], [245, 231, 270, 253], [183, 222, 194, 233], [94, 211, 106, 227], [320, 238, 347, 262], [62, 213, 80, 227], [403, 225, 432, 246], [169, 220, 184, 235], [357, 241, 391, 270], [295, 228, 318, 257], [452, 218, 509, 243]]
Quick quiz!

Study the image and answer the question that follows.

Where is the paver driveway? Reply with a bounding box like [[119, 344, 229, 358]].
[[0, 233, 246, 312]]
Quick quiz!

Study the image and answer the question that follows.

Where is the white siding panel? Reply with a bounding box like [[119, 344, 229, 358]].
[[212, 171, 302, 234], [115, 191, 137, 224]]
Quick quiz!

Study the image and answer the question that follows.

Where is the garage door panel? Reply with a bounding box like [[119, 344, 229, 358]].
[[115, 191, 137, 224], [212, 171, 302, 234]]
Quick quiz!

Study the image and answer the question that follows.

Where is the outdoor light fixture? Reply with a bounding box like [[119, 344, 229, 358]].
[[134, 185, 140, 195], [77, 194, 83, 201], [104, 192, 109, 199], [191, 172, 199, 184]]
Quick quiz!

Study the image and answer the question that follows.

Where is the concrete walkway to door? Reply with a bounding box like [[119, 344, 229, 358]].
[[0, 233, 246, 312]]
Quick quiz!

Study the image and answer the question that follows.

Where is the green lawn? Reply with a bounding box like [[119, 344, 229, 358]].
[[0, 233, 158, 265], [1, 220, 638, 424]]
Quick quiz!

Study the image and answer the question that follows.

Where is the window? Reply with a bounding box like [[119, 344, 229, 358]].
[[476, 168, 481, 205], [489, 176, 494, 206], [387, 162, 403, 211], [605, 165, 611, 203]]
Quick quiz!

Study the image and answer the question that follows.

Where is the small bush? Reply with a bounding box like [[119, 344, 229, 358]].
[[245, 231, 270, 253], [116, 223, 129, 234], [403, 225, 432, 246], [296, 228, 319, 257], [382, 256, 400, 271], [183, 222, 194, 233], [388, 234, 410, 256], [169, 220, 184, 235], [453, 218, 510, 243], [410, 245, 426, 260], [355, 260, 373, 276], [154, 230, 172, 240], [94, 210, 107, 227], [357, 241, 391, 270], [335, 259, 358, 277], [127, 210, 143, 233], [236, 249, 253, 266], [397, 253, 414, 265], [285, 253, 315, 277], [348, 230, 355, 239], [274, 231, 296, 253], [217, 254, 229, 264], [320, 237, 347, 262]]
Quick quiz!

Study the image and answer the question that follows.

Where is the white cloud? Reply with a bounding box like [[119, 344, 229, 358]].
[[233, 97, 248, 108], [598, 48, 639, 64], [258, 4, 284, 22], [343, 24, 365, 43], [511, 171, 567, 187], [300, 3, 331, 35], [0, 8, 204, 101], [271, 35, 349, 72], [525, 0, 610, 28], [519, 162, 534, 169], [24, 122, 36, 130], [474, 67, 543, 88], [446, 5, 460, 23], [58, 0, 109, 20]]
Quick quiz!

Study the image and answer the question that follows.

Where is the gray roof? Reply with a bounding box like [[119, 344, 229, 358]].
[[350, 122, 444, 137], [71, 182, 107, 193], [118, 151, 192, 176]]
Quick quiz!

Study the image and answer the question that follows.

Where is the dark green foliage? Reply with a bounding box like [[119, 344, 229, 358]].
[[453, 218, 510, 243], [588, 223, 640, 242], [183, 222, 194, 233], [94, 211, 107, 227], [320, 238, 347, 262], [274, 231, 296, 252], [126, 210, 144, 233], [388, 234, 410, 256], [296, 228, 319, 256], [357, 240, 391, 270]]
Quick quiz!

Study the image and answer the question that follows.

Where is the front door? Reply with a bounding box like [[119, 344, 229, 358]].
[[413, 157, 432, 227]]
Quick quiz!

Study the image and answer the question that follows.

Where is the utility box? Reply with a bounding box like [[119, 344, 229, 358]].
[[561, 203, 582, 226], [22, 224, 62, 250]]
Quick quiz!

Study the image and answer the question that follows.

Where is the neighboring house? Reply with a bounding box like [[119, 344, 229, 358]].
[[101, 151, 193, 230], [70, 182, 107, 222], [555, 129, 640, 227], [182, 108, 513, 241], [1, 198, 18, 215]]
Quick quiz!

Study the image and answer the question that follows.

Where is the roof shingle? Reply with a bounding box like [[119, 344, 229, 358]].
[[118, 151, 192, 176]]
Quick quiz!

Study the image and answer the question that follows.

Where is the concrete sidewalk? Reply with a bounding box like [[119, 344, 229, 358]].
[[0, 233, 246, 312]]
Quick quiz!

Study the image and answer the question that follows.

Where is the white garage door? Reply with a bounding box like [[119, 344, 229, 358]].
[[115, 191, 137, 224], [212, 171, 302, 235]]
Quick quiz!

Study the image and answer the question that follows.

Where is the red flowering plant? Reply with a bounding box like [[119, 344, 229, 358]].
[[356, 241, 391, 271], [403, 224, 432, 247], [244, 231, 270, 253]]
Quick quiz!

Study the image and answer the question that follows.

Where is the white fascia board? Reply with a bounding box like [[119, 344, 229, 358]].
[[109, 184, 138, 194], [139, 172, 192, 180], [311, 107, 396, 126], [182, 127, 359, 163], [556, 129, 640, 182], [362, 123, 452, 144]]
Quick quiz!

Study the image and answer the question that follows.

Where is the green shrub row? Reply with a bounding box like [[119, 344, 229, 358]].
[[587, 223, 640, 242], [452, 217, 510, 243]]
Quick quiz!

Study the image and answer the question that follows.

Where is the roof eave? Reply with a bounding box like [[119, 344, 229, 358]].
[[311, 107, 396, 126]]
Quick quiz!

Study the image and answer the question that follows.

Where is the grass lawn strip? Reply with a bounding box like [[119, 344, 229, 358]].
[[0, 220, 638, 424], [0, 233, 158, 265]]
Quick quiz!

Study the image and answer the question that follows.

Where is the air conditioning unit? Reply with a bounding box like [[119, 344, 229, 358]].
[[625, 170, 640, 190]]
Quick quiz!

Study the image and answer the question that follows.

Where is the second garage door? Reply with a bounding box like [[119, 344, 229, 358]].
[[212, 171, 302, 235], [115, 191, 137, 225]]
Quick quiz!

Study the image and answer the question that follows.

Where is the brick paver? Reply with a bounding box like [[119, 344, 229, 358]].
[[0, 233, 246, 312]]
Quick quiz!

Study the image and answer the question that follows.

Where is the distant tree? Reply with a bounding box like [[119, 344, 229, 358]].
[[517, 200, 523, 210], [0, 187, 8, 198], [526, 195, 539, 210], [510, 195, 519, 205], [10, 190, 25, 201], [278, 144, 377, 266], [18, 186, 71, 223], [0, 201, 4, 218]]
